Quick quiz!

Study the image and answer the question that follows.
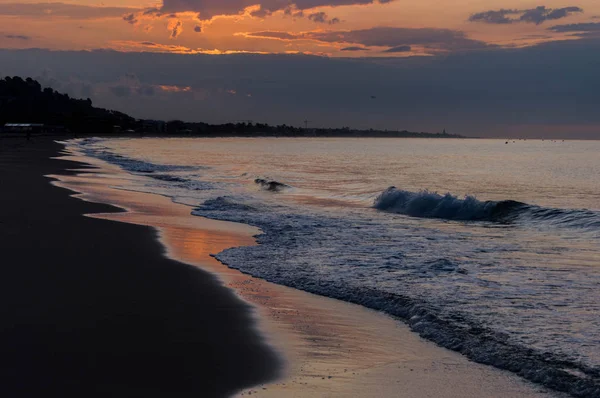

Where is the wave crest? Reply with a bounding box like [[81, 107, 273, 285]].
[[374, 187, 524, 221], [374, 187, 600, 233]]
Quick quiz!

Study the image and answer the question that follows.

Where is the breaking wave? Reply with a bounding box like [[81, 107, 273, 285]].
[[375, 187, 600, 231]]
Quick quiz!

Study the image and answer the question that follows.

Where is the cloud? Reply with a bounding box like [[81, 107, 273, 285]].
[[158, 85, 192, 93], [308, 27, 490, 51], [245, 31, 300, 40], [109, 40, 270, 55], [549, 22, 600, 33], [469, 9, 520, 24], [3, 34, 31, 40], [160, 0, 393, 21], [123, 13, 138, 25], [194, 25, 202, 33], [284, 8, 305, 18], [470, 6, 583, 25], [382, 45, 411, 53], [120, 7, 173, 37], [307, 12, 341, 25], [0, 3, 138, 20], [521, 6, 583, 24], [340, 46, 370, 51], [2, 40, 600, 138], [548, 22, 600, 37], [110, 40, 199, 53], [169, 19, 184, 39], [245, 27, 491, 52]]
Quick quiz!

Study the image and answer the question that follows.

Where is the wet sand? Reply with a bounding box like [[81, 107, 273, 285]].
[[0, 136, 280, 397], [52, 139, 562, 398]]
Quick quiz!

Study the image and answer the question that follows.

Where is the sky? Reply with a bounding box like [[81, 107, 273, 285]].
[[1, 0, 600, 138]]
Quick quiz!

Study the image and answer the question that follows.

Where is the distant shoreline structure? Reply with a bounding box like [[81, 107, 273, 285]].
[[140, 120, 465, 139], [1, 76, 464, 139]]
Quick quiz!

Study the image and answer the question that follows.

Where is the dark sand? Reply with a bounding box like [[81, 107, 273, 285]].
[[0, 136, 281, 397]]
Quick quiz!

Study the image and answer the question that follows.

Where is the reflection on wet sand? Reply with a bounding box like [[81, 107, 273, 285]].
[[50, 150, 557, 398]]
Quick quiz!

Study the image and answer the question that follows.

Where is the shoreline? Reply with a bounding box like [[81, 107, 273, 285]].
[[0, 137, 281, 397], [53, 138, 563, 397]]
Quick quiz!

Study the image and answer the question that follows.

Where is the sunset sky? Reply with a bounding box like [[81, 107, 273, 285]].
[[1, 1, 600, 137]]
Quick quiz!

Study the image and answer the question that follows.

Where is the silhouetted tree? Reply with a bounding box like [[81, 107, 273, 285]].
[[0, 76, 135, 133]]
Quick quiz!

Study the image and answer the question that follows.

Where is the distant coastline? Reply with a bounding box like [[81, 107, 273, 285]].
[[142, 122, 464, 139], [1, 76, 464, 139]]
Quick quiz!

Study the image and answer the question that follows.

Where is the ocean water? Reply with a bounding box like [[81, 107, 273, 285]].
[[74, 137, 600, 396]]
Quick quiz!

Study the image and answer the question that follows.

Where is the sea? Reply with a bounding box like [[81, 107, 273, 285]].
[[73, 137, 600, 396]]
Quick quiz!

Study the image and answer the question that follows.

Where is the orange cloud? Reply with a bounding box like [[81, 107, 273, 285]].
[[159, 85, 192, 92], [109, 40, 270, 55], [168, 18, 184, 39], [0, 3, 139, 19], [241, 26, 492, 54], [160, 0, 394, 21]]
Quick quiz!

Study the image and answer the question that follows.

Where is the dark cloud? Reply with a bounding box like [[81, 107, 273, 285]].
[[382, 45, 411, 53], [160, 0, 393, 20], [340, 46, 370, 51], [0, 3, 138, 19], [284, 7, 305, 18], [125, 8, 184, 38], [549, 22, 600, 33], [142, 7, 164, 17], [521, 6, 583, 24], [3, 34, 31, 40], [470, 6, 583, 25], [246, 31, 300, 40], [194, 25, 202, 33], [549, 22, 600, 38], [308, 12, 340, 24], [469, 9, 520, 24], [2, 38, 599, 139], [255, 27, 491, 52], [308, 11, 327, 23], [310, 27, 490, 51], [169, 20, 184, 39], [123, 13, 138, 25]]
